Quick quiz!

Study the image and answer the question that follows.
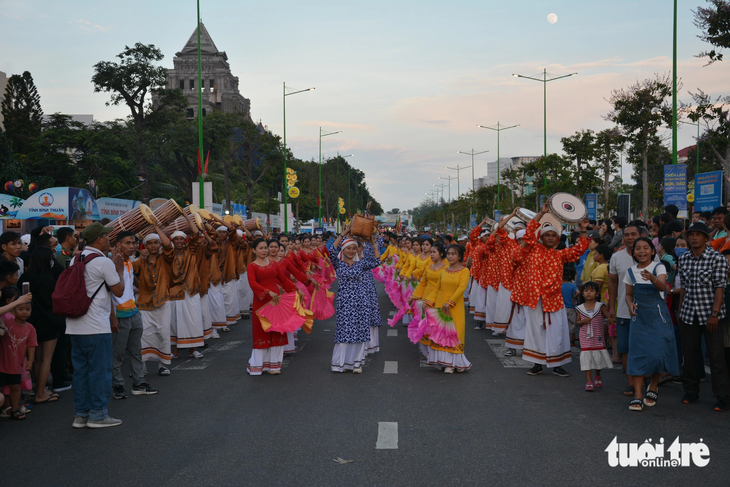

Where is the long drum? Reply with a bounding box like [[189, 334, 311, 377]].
[[108, 204, 152, 243], [242, 218, 262, 231], [504, 216, 526, 233], [149, 199, 184, 228], [549, 193, 587, 224], [159, 213, 204, 237]]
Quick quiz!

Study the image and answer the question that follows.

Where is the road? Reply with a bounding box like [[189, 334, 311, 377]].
[[4, 283, 729, 486]]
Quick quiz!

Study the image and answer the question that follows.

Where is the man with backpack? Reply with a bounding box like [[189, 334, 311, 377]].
[[60, 222, 126, 429]]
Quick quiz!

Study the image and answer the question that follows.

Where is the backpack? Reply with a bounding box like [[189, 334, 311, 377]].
[[52, 253, 107, 318]]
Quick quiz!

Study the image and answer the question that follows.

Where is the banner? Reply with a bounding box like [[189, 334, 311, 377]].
[[0, 194, 25, 219], [694, 170, 723, 212], [663, 165, 688, 218], [96, 198, 140, 219], [585, 194, 597, 221], [470, 213, 476, 229], [15, 187, 99, 220]]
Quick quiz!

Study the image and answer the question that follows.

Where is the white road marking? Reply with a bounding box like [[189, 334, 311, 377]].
[[485, 339, 531, 368], [376, 422, 398, 449], [173, 341, 244, 370], [383, 361, 398, 374], [387, 329, 398, 337]]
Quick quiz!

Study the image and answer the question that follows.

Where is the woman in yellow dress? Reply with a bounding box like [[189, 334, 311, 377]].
[[410, 241, 446, 357], [398, 238, 421, 325], [423, 244, 472, 373]]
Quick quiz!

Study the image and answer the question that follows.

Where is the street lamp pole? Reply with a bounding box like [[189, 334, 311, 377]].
[[445, 164, 471, 200], [319, 127, 341, 227], [477, 122, 519, 205], [512, 69, 577, 185], [434, 183, 448, 230], [439, 176, 456, 202], [456, 149, 489, 202], [196, 0, 204, 210], [283, 83, 314, 233]]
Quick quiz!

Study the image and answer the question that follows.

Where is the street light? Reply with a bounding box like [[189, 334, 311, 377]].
[[456, 149, 489, 202], [319, 127, 341, 226], [445, 164, 470, 200], [283, 83, 314, 233], [477, 122, 519, 205], [512, 69, 576, 184], [439, 176, 456, 203], [678, 119, 701, 174]]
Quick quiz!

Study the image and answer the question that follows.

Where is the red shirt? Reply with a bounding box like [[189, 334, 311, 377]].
[[493, 229, 521, 291], [0, 313, 37, 375], [510, 219, 590, 312]]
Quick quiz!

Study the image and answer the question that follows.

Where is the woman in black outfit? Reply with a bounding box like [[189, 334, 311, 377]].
[[18, 246, 64, 404]]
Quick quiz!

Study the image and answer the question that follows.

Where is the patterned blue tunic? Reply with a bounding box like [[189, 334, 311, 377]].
[[329, 243, 381, 344]]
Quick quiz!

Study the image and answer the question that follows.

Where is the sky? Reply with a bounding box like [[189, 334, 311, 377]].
[[1, 0, 729, 212]]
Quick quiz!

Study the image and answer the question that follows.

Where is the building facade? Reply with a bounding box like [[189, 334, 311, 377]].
[[473, 156, 538, 196], [163, 23, 251, 120]]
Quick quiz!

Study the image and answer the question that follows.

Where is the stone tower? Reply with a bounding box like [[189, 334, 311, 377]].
[[165, 23, 251, 119]]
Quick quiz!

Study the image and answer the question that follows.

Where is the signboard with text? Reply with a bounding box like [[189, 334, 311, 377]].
[[694, 170, 723, 212], [585, 194, 597, 221], [663, 164, 688, 218]]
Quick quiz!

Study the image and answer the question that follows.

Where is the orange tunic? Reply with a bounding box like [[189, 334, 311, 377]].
[[133, 251, 172, 311], [510, 219, 589, 312], [164, 236, 200, 301], [208, 233, 223, 286], [196, 239, 217, 296], [219, 230, 240, 284]]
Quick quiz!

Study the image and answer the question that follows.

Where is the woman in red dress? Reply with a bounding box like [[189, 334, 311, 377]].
[[247, 238, 298, 375]]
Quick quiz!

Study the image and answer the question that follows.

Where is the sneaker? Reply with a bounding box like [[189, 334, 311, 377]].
[[72, 416, 88, 429], [158, 366, 171, 376], [112, 385, 127, 400], [443, 367, 454, 374], [492, 330, 500, 336], [552, 367, 570, 377], [713, 399, 728, 412], [503, 348, 516, 357], [190, 351, 204, 359], [87, 416, 123, 429], [527, 364, 543, 376], [681, 393, 699, 404], [131, 383, 159, 396], [352, 367, 362, 374], [211, 330, 221, 339], [473, 324, 483, 330], [52, 383, 72, 393]]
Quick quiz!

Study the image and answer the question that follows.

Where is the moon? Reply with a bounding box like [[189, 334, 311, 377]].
[[547, 13, 558, 24]]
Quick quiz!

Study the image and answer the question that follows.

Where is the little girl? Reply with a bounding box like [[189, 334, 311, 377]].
[[576, 282, 613, 392], [0, 286, 37, 420], [624, 237, 679, 411]]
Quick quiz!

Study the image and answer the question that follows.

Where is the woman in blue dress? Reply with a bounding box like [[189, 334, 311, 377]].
[[624, 237, 679, 411], [329, 228, 381, 373]]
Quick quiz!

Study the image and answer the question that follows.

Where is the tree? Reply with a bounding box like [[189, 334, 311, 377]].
[[390, 208, 400, 214], [605, 74, 673, 220], [1, 71, 43, 158], [686, 89, 730, 200], [594, 128, 624, 218], [91, 43, 186, 202], [694, 0, 730, 64], [561, 129, 598, 198]]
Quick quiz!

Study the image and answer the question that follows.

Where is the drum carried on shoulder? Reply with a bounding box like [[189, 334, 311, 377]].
[[548, 192, 587, 224]]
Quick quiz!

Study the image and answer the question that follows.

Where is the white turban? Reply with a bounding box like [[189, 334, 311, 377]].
[[171, 231, 186, 240], [216, 226, 227, 233], [143, 233, 160, 246], [516, 229, 526, 240], [339, 238, 360, 261], [514, 221, 527, 230], [540, 225, 560, 237], [253, 230, 264, 237], [236, 229, 244, 237], [479, 229, 490, 238]]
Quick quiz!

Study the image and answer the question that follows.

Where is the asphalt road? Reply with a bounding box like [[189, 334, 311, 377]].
[[4, 283, 730, 486]]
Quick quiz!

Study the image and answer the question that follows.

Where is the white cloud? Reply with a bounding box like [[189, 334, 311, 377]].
[[0, 9, 21, 19]]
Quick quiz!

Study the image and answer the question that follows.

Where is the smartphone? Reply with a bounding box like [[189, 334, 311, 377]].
[[22, 282, 30, 295]]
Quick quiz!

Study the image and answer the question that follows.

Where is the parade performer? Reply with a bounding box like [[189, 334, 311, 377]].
[[361, 237, 385, 356], [217, 224, 242, 325], [195, 230, 217, 340], [467, 221, 489, 326], [491, 211, 522, 336], [134, 229, 173, 375], [504, 228, 529, 356], [246, 238, 300, 375], [423, 244, 472, 373], [236, 229, 254, 320], [511, 200, 590, 377], [164, 225, 205, 360], [206, 227, 229, 332], [329, 229, 381, 373], [410, 242, 447, 358]]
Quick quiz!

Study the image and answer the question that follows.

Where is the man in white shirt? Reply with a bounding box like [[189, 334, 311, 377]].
[[607, 223, 648, 396], [66, 222, 125, 429]]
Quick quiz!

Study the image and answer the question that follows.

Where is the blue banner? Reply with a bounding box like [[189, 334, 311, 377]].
[[585, 194, 597, 221], [664, 165, 688, 218], [694, 170, 723, 212], [470, 213, 476, 229]]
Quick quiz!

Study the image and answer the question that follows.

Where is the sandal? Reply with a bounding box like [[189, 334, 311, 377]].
[[10, 409, 26, 420], [622, 385, 635, 397], [644, 390, 659, 407], [0, 406, 10, 418], [594, 377, 603, 388], [34, 395, 60, 405], [629, 399, 644, 411], [585, 382, 595, 392]]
